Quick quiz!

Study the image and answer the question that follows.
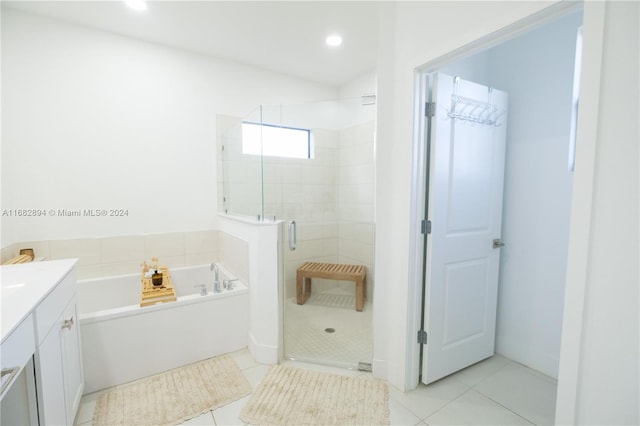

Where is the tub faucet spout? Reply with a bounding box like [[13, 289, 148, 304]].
[[211, 263, 221, 293]]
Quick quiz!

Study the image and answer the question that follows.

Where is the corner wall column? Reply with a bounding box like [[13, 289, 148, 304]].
[[218, 216, 283, 364]]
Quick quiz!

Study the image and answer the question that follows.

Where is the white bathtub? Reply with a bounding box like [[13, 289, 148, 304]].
[[77, 263, 249, 393]]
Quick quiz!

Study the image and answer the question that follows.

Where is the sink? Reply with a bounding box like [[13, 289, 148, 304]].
[[1, 267, 31, 297], [1, 259, 78, 343], [1, 282, 26, 297]]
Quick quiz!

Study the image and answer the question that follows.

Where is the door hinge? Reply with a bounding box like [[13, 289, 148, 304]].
[[417, 330, 428, 344], [425, 102, 436, 117], [361, 94, 377, 106], [421, 219, 432, 234]]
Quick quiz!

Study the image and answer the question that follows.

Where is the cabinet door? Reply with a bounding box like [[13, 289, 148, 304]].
[[36, 298, 84, 426], [61, 299, 84, 421], [35, 319, 67, 425]]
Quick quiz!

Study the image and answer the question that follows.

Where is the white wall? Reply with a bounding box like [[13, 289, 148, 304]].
[[439, 54, 491, 86], [376, 0, 639, 424], [339, 72, 376, 99], [564, 2, 639, 423], [466, 12, 576, 377], [490, 12, 581, 379], [374, 0, 559, 390], [0, 7, 336, 247]]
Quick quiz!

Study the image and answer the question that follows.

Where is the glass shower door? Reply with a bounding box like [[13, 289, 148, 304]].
[[219, 107, 264, 219], [261, 98, 376, 369]]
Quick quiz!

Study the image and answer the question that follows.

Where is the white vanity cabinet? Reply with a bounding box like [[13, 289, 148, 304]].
[[1, 314, 38, 425], [1, 259, 83, 426], [33, 267, 84, 426]]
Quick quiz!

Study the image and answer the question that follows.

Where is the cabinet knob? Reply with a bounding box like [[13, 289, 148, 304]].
[[61, 317, 74, 330]]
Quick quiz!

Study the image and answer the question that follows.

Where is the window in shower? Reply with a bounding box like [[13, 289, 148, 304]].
[[242, 122, 311, 159]]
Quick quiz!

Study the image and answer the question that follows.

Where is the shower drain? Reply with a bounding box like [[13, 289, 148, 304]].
[[324, 328, 335, 333]]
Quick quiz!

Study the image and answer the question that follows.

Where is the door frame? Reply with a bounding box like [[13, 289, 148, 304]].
[[407, 2, 606, 424], [419, 73, 509, 385]]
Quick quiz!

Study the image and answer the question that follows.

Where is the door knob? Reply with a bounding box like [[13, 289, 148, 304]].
[[493, 239, 505, 249], [61, 316, 74, 330]]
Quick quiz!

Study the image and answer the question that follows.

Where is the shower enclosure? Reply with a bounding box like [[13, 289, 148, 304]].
[[219, 97, 376, 369]]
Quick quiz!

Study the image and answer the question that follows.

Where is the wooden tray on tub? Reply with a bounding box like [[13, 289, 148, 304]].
[[140, 268, 177, 307]]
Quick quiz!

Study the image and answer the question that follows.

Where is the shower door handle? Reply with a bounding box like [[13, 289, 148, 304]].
[[288, 220, 297, 251]]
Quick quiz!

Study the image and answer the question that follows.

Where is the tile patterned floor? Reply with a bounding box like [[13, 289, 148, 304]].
[[284, 291, 373, 368], [75, 350, 557, 426]]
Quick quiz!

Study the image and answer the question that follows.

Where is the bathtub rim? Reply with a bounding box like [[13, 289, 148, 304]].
[[78, 263, 247, 325], [77, 262, 236, 286], [79, 284, 247, 325]]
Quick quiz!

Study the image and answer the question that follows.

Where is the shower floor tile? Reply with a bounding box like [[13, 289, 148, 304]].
[[283, 289, 373, 369]]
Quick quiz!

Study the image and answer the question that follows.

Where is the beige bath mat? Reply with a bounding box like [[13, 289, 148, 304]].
[[240, 364, 389, 425], [93, 354, 251, 425]]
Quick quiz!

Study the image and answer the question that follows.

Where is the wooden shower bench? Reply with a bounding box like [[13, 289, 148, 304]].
[[296, 262, 367, 311]]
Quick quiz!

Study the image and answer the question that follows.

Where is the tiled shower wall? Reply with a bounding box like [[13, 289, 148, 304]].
[[1, 230, 249, 284], [270, 128, 341, 300], [217, 114, 375, 302], [274, 123, 375, 301], [337, 121, 375, 293]]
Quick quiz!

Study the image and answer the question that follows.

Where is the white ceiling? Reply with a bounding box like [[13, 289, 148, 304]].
[[3, 1, 380, 87]]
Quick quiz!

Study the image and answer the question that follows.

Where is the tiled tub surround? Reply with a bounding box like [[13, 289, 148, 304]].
[[78, 263, 249, 393], [0, 230, 249, 283]]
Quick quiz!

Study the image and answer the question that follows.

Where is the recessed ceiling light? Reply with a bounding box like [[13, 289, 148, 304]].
[[124, 0, 147, 11], [325, 34, 343, 48]]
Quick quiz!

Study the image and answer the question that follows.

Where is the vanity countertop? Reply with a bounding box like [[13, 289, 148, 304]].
[[1, 258, 78, 343]]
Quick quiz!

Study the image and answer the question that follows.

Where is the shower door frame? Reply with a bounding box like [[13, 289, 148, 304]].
[[269, 97, 377, 370]]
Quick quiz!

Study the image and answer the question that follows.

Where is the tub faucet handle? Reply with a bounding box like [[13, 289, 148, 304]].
[[223, 278, 240, 290], [194, 284, 207, 296]]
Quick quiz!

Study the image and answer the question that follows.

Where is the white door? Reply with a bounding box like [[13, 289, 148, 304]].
[[422, 73, 508, 385]]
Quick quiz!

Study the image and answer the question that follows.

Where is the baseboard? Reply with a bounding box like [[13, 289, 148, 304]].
[[372, 358, 388, 381], [248, 331, 278, 365], [496, 336, 559, 379]]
